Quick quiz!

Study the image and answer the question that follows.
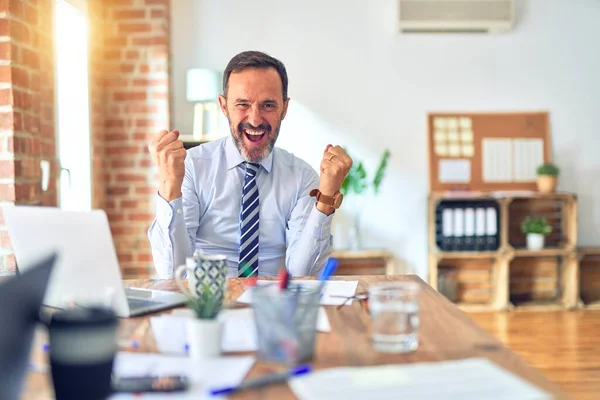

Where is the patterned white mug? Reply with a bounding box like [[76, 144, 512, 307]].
[[175, 253, 228, 305]]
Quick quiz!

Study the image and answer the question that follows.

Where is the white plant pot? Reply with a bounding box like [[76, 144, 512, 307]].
[[526, 233, 545, 250], [185, 318, 221, 360]]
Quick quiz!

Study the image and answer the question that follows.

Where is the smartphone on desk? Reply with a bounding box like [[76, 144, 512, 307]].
[[112, 375, 189, 393]]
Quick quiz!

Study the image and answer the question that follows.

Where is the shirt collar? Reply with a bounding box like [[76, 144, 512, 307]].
[[225, 135, 273, 173]]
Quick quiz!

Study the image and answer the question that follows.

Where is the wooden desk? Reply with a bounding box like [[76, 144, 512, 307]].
[[23, 275, 565, 399]]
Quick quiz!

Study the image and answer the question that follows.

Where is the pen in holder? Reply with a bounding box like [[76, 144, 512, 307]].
[[251, 283, 322, 365]]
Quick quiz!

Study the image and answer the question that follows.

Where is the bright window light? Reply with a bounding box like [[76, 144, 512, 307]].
[[54, 0, 92, 211]]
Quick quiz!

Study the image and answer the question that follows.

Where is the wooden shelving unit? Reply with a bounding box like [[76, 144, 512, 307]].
[[579, 247, 600, 309], [428, 191, 579, 312], [330, 249, 394, 275]]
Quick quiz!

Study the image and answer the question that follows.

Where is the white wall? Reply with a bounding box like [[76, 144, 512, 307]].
[[171, 0, 600, 278]]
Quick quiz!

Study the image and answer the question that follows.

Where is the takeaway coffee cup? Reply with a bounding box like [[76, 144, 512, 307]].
[[47, 306, 118, 400]]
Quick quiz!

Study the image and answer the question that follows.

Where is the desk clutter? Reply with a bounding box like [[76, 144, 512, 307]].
[[7, 254, 558, 399]]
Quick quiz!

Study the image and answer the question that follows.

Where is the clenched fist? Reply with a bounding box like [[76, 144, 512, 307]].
[[318, 145, 352, 214], [148, 129, 186, 201]]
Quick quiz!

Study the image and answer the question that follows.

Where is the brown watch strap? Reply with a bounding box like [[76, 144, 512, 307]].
[[309, 189, 343, 209]]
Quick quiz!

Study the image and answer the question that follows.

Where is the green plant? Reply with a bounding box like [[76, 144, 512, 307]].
[[521, 216, 552, 236], [536, 163, 560, 176], [341, 149, 391, 196], [185, 282, 221, 319]]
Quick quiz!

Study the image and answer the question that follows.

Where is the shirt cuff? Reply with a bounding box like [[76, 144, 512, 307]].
[[156, 192, 184, 229], [307, 205, 334, 240]]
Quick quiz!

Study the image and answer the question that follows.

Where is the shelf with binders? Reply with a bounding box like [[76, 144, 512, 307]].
[[428, 191, 580, 312], [579, 247, 600, 309], [431, 197, 502, 255]]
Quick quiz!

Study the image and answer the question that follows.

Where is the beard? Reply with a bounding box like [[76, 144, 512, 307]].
[[229, 118, 281, 163]]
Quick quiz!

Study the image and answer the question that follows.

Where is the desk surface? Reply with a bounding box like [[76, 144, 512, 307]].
[[23, 275, 565, 399]]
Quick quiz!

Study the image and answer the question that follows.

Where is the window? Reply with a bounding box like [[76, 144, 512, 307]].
[[54, 0, 91, 211]]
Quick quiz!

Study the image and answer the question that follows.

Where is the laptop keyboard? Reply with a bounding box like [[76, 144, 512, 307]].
[[127, 297, 162, 310]]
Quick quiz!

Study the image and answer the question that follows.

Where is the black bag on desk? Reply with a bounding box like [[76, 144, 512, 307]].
[[0, 253, 56, 400]]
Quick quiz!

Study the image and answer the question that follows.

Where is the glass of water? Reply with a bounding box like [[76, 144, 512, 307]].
[[368, 281, 421, 353]]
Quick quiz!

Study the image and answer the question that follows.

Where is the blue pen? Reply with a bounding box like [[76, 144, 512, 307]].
[[209, 364, 312, 396], [318, 258, 338, 281]]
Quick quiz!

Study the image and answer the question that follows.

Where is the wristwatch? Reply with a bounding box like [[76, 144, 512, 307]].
[[310, 189, 344, 209]]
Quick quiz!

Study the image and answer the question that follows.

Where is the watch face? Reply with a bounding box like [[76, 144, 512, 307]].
[[334, 193, 343, 208]]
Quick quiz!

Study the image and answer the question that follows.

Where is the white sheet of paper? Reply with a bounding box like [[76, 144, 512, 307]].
[[109, 352, 254, 400], [438, 159, 471, 183], [483, 138, 513, 182], [150, 315, 189, 354], [151, 307, 331, 354], [236, 280, 359, 306], [289, 358, 552, 400], [513, 138, 544, 182]]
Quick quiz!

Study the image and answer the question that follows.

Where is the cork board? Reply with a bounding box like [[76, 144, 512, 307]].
[[428, 111, 551, 192]]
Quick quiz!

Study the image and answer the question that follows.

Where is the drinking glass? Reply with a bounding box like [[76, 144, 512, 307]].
[[368, 281, 420, 353]]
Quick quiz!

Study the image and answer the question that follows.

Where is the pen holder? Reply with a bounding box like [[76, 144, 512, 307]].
[[251, 284, 321, 365]]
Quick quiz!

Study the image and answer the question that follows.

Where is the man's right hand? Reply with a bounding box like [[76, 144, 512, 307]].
[[148, 129, 186, 202]]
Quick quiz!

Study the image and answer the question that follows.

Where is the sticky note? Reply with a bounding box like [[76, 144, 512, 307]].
[[434, 118, 447, 129], [460, 117, 472, 129], [434, 131, 447, 141], [461, 130, 473, 142], [462, 144, 474, 157], [435, 144, 448, 156], [449, 144, 461, 157]]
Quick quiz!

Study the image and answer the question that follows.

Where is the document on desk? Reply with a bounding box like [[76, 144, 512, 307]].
[[109, 352, 254, 399], [236, 280, 359, 306], [150, 307, 331, 354], [289, 358, 552, 400]]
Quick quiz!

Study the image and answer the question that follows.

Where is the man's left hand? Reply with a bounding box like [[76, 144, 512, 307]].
[[318, 144, 353, 199]]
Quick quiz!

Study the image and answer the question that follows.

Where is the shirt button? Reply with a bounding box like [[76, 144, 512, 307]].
[[176, 209, 182, 214], [315, 223, 320, 228]]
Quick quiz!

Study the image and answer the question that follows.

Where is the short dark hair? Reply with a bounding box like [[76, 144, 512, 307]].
[[222, 51, 289, 100]]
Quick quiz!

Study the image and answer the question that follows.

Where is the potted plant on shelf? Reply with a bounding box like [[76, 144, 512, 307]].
[[340, 149, 391, 250], [521, 216, 552, 251], [185, 282, 222, 360], [536, 162, 560, 193]]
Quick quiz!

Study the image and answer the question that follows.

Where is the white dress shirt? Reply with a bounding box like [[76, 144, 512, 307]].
[[148, 136, 334, 278]]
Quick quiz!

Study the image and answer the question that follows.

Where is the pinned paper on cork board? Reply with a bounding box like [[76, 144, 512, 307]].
[[428, 111, 551, 193]]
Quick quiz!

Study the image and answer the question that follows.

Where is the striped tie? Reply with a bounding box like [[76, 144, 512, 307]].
[[238, 162, 260, 277]]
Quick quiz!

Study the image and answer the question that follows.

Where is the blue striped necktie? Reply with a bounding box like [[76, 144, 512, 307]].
[[238, 162, 260, 277]]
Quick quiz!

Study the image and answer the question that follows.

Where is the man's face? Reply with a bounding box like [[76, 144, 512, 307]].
[[218, 67, 289, 163]]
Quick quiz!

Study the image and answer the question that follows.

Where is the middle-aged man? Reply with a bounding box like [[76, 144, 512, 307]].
[[147, 50, 352, 278]]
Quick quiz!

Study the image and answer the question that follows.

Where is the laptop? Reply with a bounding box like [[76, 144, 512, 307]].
[[4, 206, 186, 318], [0, 252, 56, 400]]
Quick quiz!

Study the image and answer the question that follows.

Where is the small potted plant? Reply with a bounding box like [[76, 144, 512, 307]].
[[536, 162, 560, 193], [184, 282, 222, 359], [521, 216, 552, 250]]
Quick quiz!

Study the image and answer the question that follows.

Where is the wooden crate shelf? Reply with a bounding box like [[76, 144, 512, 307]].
[[507, 195, 577, 250], [508, 255, 579, 309], [512, 248, 573, 257], [432, 251, 500, 259], [428, 192, 579, 311], [330, 249, 394, 275], [579, 247, 600, 306]]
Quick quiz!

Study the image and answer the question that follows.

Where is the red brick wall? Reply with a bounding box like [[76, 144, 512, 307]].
[[0, 0, 56, 275], [95, 0, 171, 278], [0, 0, 170, 277]]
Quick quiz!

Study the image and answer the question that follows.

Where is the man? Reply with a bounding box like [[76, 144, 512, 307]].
[[148, 51, 352, 278]]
